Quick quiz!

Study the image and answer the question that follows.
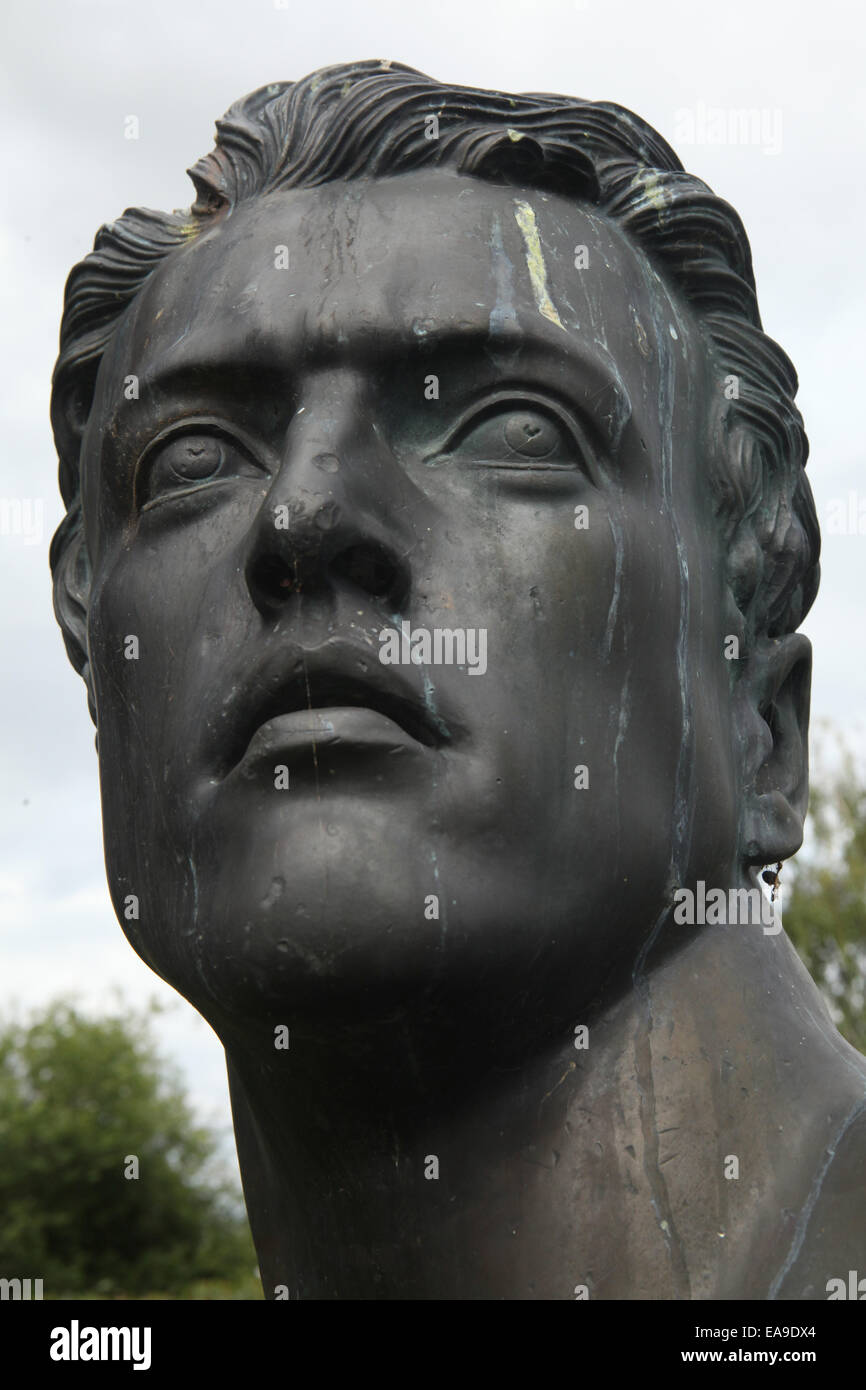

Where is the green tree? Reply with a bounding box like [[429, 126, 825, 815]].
[[0, 998, 261, 1298], [786, 729, 866, 1056]]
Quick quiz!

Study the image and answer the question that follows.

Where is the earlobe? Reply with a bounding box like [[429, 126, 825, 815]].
[[50, 503, 96, 726], [737, 632, 811, 866]]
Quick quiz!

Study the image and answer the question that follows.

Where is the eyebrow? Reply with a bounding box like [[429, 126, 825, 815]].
[[122, 319, 635, 453]]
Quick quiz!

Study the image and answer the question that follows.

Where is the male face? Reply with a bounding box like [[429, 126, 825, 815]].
[[81, 170, 739, 1037]]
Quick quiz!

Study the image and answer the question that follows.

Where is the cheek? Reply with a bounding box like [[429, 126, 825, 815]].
[[89, 557, 178, 745], [444, 495, 692, 850], [88, 508, 248, 717], [563, 501, 709, 848], [87, 548, 222, 875], [88, 556, 213, 987]]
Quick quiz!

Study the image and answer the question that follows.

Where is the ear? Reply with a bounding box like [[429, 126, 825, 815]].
[[51, 503, 96, 726], [735, 632, 811, 865]]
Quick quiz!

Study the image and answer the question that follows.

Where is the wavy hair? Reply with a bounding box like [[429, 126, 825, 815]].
[[50, 58, 819, 693]]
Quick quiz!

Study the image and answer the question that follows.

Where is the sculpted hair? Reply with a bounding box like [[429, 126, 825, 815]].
[[50, 58, 819, 697]]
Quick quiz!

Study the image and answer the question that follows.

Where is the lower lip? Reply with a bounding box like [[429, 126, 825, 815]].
[[237, 706, 425, 768]]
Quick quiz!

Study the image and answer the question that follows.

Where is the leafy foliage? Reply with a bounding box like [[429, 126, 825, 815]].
[[786, 729, 866, 1056], [0, 998, 261, 1298]]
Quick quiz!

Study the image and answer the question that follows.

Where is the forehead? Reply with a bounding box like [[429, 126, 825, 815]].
[[118, 170, 691, 383]]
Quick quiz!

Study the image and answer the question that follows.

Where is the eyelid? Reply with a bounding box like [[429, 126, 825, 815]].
[[424, 390, 594, 471], [134, 416, 271, 509]]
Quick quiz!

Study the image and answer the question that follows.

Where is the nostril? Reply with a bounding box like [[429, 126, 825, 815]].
[[246, 540, 407, 609], [330, 542, 405, 602], [248, 553, 299, 602]]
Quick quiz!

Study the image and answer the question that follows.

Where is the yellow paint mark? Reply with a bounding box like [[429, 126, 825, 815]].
[[541, 1060, 577, 1105], [633, 316, 651, 359], [513, 200, 565, 331], [506, 127, 523, 142], [641, 172, 668, 210]]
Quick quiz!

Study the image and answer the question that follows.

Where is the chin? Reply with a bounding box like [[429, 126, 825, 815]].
[[177, 861, 448, 1025]]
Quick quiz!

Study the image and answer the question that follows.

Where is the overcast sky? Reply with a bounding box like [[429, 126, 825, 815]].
[[2, 0, 865, 1165]]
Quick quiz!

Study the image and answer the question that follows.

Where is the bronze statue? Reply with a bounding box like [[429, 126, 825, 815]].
[[50, 60, 866, 1299]]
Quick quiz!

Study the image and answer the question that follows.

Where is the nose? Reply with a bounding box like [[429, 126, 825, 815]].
[[243, 392, 411, 616]]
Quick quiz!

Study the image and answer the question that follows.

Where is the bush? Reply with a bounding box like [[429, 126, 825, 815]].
[[0, 998, 261, 1298]]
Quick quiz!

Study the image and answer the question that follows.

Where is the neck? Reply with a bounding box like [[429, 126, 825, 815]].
[[225, 920, 866, 1299]]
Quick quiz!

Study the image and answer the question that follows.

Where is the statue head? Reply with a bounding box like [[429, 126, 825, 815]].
[[49, 60, 819, 1057]]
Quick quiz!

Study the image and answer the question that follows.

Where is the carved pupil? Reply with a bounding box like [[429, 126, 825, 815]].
[[166, 436, 224, 481], [503, 413, 557, 458]]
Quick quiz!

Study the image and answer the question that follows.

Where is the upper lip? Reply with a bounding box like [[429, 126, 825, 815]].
[[224, 640, 453, 772]]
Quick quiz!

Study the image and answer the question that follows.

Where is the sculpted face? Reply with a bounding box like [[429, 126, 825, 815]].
[[81, 170, 738, 1037]]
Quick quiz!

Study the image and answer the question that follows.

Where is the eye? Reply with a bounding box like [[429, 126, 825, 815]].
[[443, 401, 584, 470], [137, 427, 266, 508], [160, 435, 225, 481]]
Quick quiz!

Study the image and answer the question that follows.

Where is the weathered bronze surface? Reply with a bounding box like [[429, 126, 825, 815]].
[[50, 60, 865, 1300]]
